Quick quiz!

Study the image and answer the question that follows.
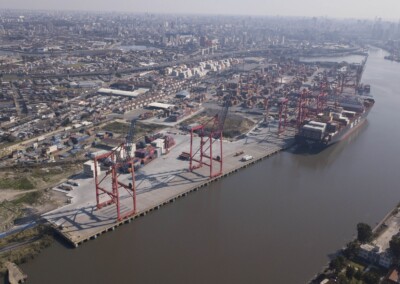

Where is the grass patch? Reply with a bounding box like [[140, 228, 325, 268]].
[[135, 123, 164, 138], [101, 121, 130, 134], [180, 111, 206, 126], [181, 110, 255, 138], [0, 225, 53, 275], [0, 177, 35, 190], [31, 168, 63, 179], [347, 260, 365, 272], [101, 121, 164, 139], [11, 191, 41, 205], [223, 115, 255, 138]]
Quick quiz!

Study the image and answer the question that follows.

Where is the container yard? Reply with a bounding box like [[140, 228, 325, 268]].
[[38, 55, 370, 247]]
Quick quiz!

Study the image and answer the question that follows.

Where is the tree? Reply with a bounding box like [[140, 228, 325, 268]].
[[329, 255, 346, 273], [390, 235, 400, 258], [354, 270, 363, 280], [61, 117, 70, 127], [337, 274, 350, 284], [363, 271, 380, 284], [357, 223, 372, 243], [345, 266, 355, 279], [343, 241, 360, 260]]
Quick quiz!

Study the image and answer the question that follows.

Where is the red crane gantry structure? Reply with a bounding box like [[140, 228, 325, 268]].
[[189, 97, 230, 179], [278, 97, 288, 134], [93, 119, 137, 221]]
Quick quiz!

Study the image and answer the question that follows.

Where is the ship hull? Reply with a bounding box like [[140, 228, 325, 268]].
[[295, 108, 371, 149]]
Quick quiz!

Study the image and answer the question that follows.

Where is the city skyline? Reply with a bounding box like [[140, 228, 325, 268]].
[[1, 0, 400, 20]]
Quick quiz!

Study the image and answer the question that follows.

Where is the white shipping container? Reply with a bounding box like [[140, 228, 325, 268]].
[[151, 138, 165, 148]]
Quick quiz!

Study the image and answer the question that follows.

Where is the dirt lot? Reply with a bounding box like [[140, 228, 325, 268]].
[[0, 163, 81, 232], [101, 120, 166, 139], [181, 110, 256, 139]]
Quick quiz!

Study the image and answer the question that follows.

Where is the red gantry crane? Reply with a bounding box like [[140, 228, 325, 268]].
[[277, 97, 288, 134], [189, 95, 231, 179], [93, 119, 137, 221]]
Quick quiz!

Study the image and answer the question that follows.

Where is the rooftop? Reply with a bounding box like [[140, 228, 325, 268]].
[[97, 88, 149, 98]]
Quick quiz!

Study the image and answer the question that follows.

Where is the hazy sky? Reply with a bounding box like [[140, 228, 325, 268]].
[[2, 0, 400, 20]]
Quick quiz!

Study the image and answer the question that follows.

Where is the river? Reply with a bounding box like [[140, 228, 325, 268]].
[[12, 48, 400, 283]]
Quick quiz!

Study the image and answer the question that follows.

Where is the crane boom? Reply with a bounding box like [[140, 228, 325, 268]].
[[125, 119, 137, 159], [215, 92, 232, 135]]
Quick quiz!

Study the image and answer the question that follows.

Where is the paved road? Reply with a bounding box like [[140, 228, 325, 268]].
[[0, 221, 37, 239]]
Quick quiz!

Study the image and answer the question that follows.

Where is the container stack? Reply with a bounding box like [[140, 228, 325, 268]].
[[83, 160, 101, 177]]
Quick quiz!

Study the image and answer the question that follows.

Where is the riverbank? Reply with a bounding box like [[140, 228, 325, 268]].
[[0, 225, 53, 277], [309, 202, 400, 283]]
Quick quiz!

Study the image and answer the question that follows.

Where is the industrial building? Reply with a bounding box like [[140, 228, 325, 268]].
[[97, 88, 149, 98]]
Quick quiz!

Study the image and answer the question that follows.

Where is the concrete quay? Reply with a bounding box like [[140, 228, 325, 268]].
[[6, 262, 27, 284], [44, 125, 295, 247]]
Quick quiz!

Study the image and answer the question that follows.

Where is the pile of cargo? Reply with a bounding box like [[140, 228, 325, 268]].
[[339, 97, 364, 113], [164, 135, 175, 149], [139, 112, 154, 120], [146, 134, 176, 155], [326, 122, 339, 133], [59, 184, 74, 191], [179, 152, 190, 160], [135, 146, 156, 165], [145, 133, 163, 144], [332, 112, 349, 126], [299, 121, 326, 140], [83, 160, 100, 177]]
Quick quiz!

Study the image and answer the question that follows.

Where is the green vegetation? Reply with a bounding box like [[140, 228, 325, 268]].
[[0, 177, 35, 190], [101, 121, 164, 139], [0, 225, 53, 275], [362, 271, 380, 284], [330, 255, 346, 273], [31, 167, 64, 182], [102, 121, 130, 134], [346, 266, 356, 279], [181, 111, 255, 139], [11, 191, 42, 205], [390, 235, 400, 259], [61, 117, 70, 126], [135, 123, 164, 139], [343, 241, 360, 260], [357, 223, 372, 243], [314, 222, 387, 284]]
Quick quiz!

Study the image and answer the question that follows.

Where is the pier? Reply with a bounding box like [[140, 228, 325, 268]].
[[45, 128, 295, 247]]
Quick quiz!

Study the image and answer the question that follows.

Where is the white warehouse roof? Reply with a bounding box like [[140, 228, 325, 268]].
[[147, 102, 175, 110], [97, 88, 149, 97]]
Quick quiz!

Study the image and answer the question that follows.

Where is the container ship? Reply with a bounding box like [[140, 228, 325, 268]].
[[295, 93, 375, 149]]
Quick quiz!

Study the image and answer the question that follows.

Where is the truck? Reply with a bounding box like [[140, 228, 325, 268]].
[[66, 180, 79, 186], [234, 150, 244, 157], [59, 184, 74, 191], [241, 155, 253, 162]]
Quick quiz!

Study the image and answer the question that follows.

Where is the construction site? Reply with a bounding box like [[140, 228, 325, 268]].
[[34, 56, 370, 247]]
